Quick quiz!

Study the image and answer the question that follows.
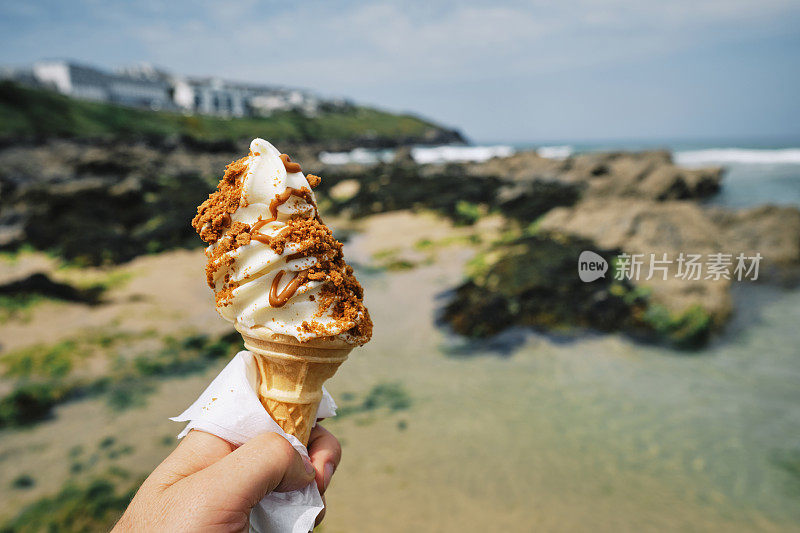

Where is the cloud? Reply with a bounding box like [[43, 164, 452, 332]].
[[123, 0, 800, 90], [1, 0, 798, 139]]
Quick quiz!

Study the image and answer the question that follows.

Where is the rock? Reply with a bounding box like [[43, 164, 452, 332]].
[[441, 235, 641, 338], [0, 139, 226, 264], [315, 163, 582, 225], [329, 179, 361, 202], [437, 148, 789, 346], [539, 198, 723, 254], [465, 150, 722, 201], [538, 198, 735, 320], [439, 233, 715, 348], [537, 197, 800, 324], [708, 205, 800, 284], [0, 272, 104, 304], [392, 146, 415, 165], [495, 180, 583, 224]]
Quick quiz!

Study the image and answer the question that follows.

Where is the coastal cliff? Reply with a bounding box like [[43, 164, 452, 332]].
[[440, 150, 799, 347], [0, 82, 465, 149]]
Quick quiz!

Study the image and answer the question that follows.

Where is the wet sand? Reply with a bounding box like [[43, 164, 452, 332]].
[[1, 211, 799, 531]]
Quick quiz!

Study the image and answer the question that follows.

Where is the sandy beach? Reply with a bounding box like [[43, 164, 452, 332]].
[[1, 210, 798, 531]]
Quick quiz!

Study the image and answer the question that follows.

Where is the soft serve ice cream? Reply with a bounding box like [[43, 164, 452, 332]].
[[192, 138, 372, 344]]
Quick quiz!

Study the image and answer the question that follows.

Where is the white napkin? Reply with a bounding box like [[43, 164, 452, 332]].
[[171, 351, 337, 533]]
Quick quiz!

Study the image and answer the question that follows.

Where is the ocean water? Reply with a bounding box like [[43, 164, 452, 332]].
[[528, 139, 800, 208], [320, 139, 800, 208]]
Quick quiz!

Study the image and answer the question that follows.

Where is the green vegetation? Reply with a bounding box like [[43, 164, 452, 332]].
[[0, 294, 45, 322], [372, 235, 483, 272], [370, 248, 420, 271], [130, 332, 240, 378], [337, 382, 412, 418], [1, 331, 135, 379], [641, 304, 714, 349], [64, 269, 133, 292], [2, 340, 78, 379], [0, 244, 38, 264], [0, 330, 242, 427], [0, 82, 448, 144], [105, 332, 242, 410], [773, 449, 800, 493], [0, 382, 67, 428], [0, 476, 137, 533], [453, 200, 485, 226], [443, 235, 641, 338], [442, 236, 717, 348]]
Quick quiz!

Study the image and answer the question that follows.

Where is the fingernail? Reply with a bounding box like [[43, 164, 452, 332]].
[[303, 455, 316, 476], [323, 462, 335, 491]]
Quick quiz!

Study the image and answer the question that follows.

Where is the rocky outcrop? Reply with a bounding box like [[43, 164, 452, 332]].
[[441, 235, 642, 337], [2, 138, 796, 348], [536, 198, 799, 321], [0, 139, 233, 264], [315, 162, 581, 225], [465, 150, 723, 201], [0, 272, 104, 305], [440, 233, 716, 349], [707, 205, 800, 284], [0, 139, 581, 264], [439, 150, 797, 347]]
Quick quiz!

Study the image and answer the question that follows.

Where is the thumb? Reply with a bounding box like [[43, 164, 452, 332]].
[[181, 432, 316, 509]]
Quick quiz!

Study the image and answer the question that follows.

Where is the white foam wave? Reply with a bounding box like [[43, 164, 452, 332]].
[[319, 148, 394, 166], [411, 145, 514, 164], [675, 148, 800, 165], [536, 145, 573, 160]]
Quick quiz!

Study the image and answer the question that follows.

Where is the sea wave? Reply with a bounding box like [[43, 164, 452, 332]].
[[411, 145, 514, 164], [319, 145, 514, 165], [675, 148, 800, 165], [319, 148, 394, 165], [536, 145, 573, 160]]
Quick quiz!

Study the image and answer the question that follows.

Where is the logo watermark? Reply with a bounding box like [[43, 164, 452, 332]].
[[578, 251, 609, 282], [579, 251, 762, 282]]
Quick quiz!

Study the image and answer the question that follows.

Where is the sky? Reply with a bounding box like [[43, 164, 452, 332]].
[[1, 0, 799, 143]]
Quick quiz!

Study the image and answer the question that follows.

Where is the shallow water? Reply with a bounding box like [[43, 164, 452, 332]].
[[0, 213, 796, 531], [319, 228, 800, 532], [703, 163, 800, 208]]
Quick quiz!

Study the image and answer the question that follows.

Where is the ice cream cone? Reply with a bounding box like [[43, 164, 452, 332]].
[[235, 322, 352, 446]]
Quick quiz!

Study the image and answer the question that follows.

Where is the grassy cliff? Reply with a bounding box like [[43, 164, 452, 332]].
[[0, 82, 460, 145]]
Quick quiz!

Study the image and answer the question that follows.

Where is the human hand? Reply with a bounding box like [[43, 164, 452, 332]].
[[113, 425, 342, 532]]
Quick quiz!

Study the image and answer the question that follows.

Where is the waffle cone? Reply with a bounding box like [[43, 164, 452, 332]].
[[235, 323, 352, 446]]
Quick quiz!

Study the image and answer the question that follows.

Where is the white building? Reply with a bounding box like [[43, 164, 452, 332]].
[[4, 60, 351, 118], [31, 60, 173, 110], [183, 77, 248, 117]]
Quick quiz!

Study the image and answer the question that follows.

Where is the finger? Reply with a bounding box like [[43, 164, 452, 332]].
[[307, 424, 341, 494], [148, 430, 234, 488], [179, 432, 316, 509]]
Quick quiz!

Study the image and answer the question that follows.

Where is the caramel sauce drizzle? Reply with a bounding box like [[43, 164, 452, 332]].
[[280, 154, 302, 173], [286, 251, 308, 262], [238, 154, 323, 307], [269, 269, 309, 307], [248, 186, 319, 244]]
